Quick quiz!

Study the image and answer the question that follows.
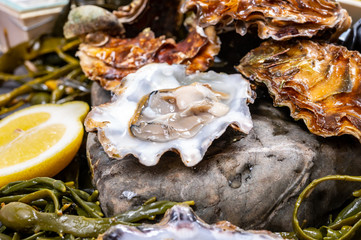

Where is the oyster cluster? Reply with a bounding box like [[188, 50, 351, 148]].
[[63, 0, 361, 238], [66, 0, 361, 167], [99, 205, 284, 240]]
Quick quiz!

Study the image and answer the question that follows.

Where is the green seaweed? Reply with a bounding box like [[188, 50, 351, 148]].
[[0, 177, 194, 239]]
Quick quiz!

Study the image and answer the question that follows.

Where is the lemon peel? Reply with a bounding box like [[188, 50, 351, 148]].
[[0, 101, 89, 187]]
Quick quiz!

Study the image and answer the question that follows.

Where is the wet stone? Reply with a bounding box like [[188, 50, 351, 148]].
[[87, 83, 361, 231]]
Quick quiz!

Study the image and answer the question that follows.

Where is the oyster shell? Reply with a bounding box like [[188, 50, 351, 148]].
[[85, 63, 253, 166], [181, 0, 351, 41], [78, 26, 220, 91], [113, 0, 149, 23], [116, 0, 183, 37], [236, 39, 361, 141], [63, 5, 125, 39], [98, 205, 284, 240]]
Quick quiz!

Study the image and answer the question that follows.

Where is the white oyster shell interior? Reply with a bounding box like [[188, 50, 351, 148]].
[[100, 205, 283, 240], [85, 63, 253, 166]]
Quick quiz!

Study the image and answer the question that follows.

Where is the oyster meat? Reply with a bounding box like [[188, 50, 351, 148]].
[[181, 0, 351, 40], [236, 39, 361, 141], [78, 26, 220, 91], [99, 205, 284, 240], [85, 63, 254, 166]]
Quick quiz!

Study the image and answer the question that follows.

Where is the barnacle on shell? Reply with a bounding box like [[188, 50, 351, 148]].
[[78, 26, 220, 91], [99, 205, 283, 240], [236, 40, 361, 141], [181, 0, 351, 41]]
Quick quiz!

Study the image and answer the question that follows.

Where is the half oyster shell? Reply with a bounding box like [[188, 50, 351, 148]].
[[181, 0, 351, 41], [236, 39, 361, 141], [85, 63, 254, 166], [99, 205, 284, 240]]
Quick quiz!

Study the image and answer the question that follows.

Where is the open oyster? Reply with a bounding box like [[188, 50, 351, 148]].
[[85, 63, 253, 166], [78, 26, 220, 91], [99, 205, 283, 240], [236, 39, 361, 141], [181, 0, 351, 41]]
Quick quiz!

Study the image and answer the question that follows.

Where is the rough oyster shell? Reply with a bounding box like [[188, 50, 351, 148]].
[[113, 0, 149, 23], [116, 0, 183, 37], [85, 63, 253, 166], [236, 39, 361, 141], [98, 205, 284, 240], [181, 0, 351, 41], [78, 26, 220, 91], [63, 5, 125, 39], [64, 0, 184, 39]]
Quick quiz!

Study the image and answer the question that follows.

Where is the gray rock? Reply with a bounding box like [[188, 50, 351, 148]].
[[87, 82, 361, 231]]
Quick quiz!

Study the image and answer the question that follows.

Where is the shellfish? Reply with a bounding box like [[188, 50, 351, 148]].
[[113, 0, 183, 37], [99, 205, 284, 240], [78, 26, 220, 91], [63, 5, 125, 39], [181, 0, 351, 41], [85, 63, 254, 166], [113, 0, 149, 24], [236, 39, 361, 141]]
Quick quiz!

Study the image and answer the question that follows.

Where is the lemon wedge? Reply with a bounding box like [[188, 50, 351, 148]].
[[0, 101, 89, 187]]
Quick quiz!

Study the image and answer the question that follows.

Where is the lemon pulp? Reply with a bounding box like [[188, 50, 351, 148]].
[[0, 112, 50, 145], [1, 124, 65, 166], [0, 101, 89, 187]]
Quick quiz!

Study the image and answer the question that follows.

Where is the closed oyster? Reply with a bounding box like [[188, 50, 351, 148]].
[[78, 26, 220, 91], [98, 205, 283, 240], [64, 0, 184, 39], [236, 39, 361, 141], [85, 63, 253, 166], [181, 0, 351, 41], [63, 5, 125, 39]]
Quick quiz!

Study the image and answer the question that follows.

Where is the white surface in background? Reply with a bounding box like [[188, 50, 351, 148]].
[[338, 0, 361, 23], [0, 0, 68, 12]]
